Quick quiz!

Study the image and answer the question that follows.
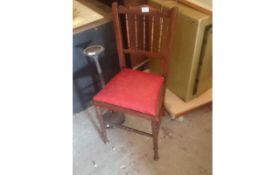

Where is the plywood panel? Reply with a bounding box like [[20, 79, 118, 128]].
[[177, 0, 212, 15], [73, 0, 104, 29], [165, 88, 212, 118]]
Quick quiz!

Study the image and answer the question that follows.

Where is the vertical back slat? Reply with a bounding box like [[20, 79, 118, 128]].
[[143, 16, 146, 50], [127, 13, 136, 49], [159, 17, 169, 54], [150, 16, 155, 52], [157, 17, 164, 52], [134, 15, 138, 49], [125, 14, 131, 48], [136, 14, 144, 51], [152, 15, 160, 53]]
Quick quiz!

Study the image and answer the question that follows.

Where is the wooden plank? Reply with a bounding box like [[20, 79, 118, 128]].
[[164, 88, 212, 118], [73, 0, 104, 29], [176, 0, 212, 16], [73, 0, 113, 34]]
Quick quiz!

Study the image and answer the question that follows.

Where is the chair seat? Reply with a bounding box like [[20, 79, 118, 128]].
[[93, 68, 164, 116]]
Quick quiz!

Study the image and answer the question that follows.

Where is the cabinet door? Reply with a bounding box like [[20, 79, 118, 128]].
[[73, 22, 120, 113], [196, 27, 212, 95]]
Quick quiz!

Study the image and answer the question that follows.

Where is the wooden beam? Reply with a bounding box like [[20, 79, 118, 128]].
[[164, 88, 212, 118], [176, 0, 212, 16]]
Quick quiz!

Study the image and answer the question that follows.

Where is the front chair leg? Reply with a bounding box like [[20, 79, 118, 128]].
[[95, 105, 109, 143], [151, 121, 160, 161], [160, 106, 165, 118]]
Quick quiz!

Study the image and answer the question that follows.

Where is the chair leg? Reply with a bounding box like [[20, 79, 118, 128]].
[[95, 106, 109, 143], [151, 121, 160, 161], [160, 107, 165, 118]]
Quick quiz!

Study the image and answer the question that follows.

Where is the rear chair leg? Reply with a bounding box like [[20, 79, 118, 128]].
[[95, 105, 109, 143], [151, 121, 160, 160], [161, 106, 165, 118]]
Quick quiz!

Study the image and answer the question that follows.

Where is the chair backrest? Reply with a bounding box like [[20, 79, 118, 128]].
[[112, 2, 177, 78]]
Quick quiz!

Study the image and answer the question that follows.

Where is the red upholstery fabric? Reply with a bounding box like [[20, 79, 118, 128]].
[[93, 69, 164, 116]]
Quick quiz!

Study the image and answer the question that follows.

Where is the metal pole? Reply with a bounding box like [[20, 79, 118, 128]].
[[93, 55, 105, 88]]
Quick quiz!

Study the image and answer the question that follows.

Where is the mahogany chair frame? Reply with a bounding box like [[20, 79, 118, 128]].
[[93, 2, 177, 160]]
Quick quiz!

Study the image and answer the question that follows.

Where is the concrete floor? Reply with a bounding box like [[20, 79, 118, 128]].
[[73, 106, 212, 175]]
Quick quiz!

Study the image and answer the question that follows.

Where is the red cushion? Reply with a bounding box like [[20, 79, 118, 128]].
[[93, 68, 164, 116]]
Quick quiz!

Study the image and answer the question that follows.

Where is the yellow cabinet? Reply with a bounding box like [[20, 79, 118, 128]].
[[148, 0, 212, 102]]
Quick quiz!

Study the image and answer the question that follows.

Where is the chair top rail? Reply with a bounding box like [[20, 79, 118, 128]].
[[117, 5, 172, 17]]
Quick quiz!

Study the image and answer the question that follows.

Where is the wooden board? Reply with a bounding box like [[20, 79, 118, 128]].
[[73, 0, 104, 29], [73, 0, 113, 34], [176, 0, 212, 15], [164, 88, 212, 118]]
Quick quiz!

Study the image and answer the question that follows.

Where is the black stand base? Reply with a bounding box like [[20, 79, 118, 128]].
[[103, 111, 125, 128]]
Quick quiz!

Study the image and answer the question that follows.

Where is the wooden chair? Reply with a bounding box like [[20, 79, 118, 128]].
[[93, 2, 177, 160]]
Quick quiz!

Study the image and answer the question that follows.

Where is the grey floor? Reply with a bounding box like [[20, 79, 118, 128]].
[[73, 106, 212, 175]]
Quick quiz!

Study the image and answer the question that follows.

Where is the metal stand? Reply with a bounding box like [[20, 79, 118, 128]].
[[83, 45, 125, 127]]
